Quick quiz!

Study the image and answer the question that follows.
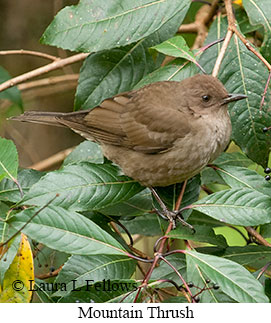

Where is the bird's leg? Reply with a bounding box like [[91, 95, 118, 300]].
[[149, 187, 195, 232]]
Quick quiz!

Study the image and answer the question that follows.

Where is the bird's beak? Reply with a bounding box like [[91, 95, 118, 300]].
[[222, 93, 247, 105]]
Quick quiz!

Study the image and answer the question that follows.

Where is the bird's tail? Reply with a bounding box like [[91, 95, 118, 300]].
[[9, 110, 88, 128]]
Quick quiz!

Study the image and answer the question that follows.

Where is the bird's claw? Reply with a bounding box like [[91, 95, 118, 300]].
[[154, 208, 195, 233]]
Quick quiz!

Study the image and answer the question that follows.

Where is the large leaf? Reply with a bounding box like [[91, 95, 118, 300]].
[[101, 188, 152, 217], [58, 279, 139, 303], [0, 234, 34, 303], [151, 254, 187, 286], [134, 58, 198, 89], [0, 169, 44, 203], [191, 187, 271, 226], [41, 0, 191, 52], [8, 205, 127, 256], [222, 245, 271, 270], [185, 250, 269, 303], [63, 141, 104, 165], [151, 35, 196, 62], [21, 162, 142, 211], [243, 0, 271, 60], [0, 138, 18, 182], [214, 164, 271, 196], [200, 17, 271, 167], [54, 254, 135, 296], [169, 225, 228, 247], [74, 41, 156, 110]]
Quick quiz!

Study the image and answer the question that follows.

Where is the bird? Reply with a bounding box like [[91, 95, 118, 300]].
[[10, 74, 246, 229]]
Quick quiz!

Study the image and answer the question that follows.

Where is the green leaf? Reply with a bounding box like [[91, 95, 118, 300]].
[[169, 225, 228, 248], [214, 165, 270, 196], [120, 213, 164, 236], [213, 152, 254, 168], [243, 0, 271, 60], [235, 7, 261, 34], [223, 245, 271, 270], [134, 58, 198, 89], [200, 17, 271, 167], [0, 66, 22, 109], [74, 42, 156, 110], [58, 280, 139, 303], [0, 235, 21, 286], [21, 162, 143, 211], [54, 254, 135, 296], [151, 35, 196, 62], [41, 0, 191, 52], [101, 188, 152, 217], [0, 169, 44, 203], [63, 141, 104, 165], [186, 251, 235, 303], [192, 188, 271, 226], [0, 138, 18, 182], [151, 254, 186, 286], [185, 250, 269, 303], [8, 205, 127, 256]]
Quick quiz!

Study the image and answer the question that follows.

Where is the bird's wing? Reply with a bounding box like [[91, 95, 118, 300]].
[[81, 88, 192, 154]]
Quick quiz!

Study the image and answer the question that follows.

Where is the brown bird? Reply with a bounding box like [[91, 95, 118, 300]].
[[10, 74, 246, 228]]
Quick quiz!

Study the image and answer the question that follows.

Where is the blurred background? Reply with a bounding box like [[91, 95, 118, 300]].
[[0, 0, 83, 168]]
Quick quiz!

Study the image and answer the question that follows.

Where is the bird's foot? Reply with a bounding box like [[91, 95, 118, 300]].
[[154, 208, 195, 232]]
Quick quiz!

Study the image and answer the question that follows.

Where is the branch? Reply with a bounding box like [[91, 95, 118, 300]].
[[245, 226, 271, 247], [0, 53, 89, 93], [0, 49, 59, 61], [212, 0, 271, 77], [178, 0, 220, 49]]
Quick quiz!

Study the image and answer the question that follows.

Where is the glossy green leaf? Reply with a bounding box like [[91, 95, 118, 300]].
[[54, 254, 135, 296], [21, 162, 143, 211], [41, 0, 191, 52], [200, 16, 271, 167], [186, 251, 235, 303], [151, 254, 186, 286], [214, 165, 270, 196], [101, 188, 152, 217], [63, 141, 104, 165], [223, 245, 271, 270], [243, 0, 271, 60], [213, 152, 253, 167], [134, 58, 198, 89], [185, 250, 269, 303], [8, 205, 126, 256], [151, 35, 196, 62], [169, 225, 228, 247], [74, 42, 156, 110], [0, 138, 18, 182], [58, 280, 139, 303], [0, 169, 44, 203], [192, 188, 271, 226]]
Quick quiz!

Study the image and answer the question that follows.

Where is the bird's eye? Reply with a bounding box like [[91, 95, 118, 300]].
[[202, 95, 211, 102]]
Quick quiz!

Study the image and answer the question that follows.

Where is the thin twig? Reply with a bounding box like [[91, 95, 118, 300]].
[[0, 53, 89, 93], [0, 194, 59, 248], [245, 226, 271, 247], [260, 70, 271, 110], [175, 180, 187, 211], [133, 184, 190, 302], [18, 74, 79, 91], [212, 29, 233, 77], [0, 49, 59, 61]]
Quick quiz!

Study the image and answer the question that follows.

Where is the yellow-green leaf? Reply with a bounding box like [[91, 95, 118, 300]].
[[0, 233, 34, 303]]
